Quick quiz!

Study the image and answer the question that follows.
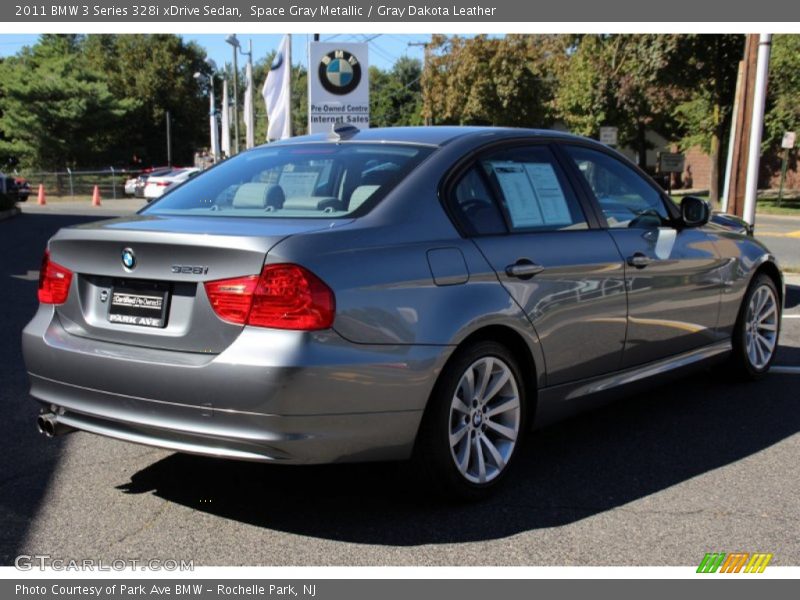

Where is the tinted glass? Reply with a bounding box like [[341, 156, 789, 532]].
[[450, 166, 507, 235], [479, 146, 587, 232], [564, 145, 670, 229], [143, 143, 433, 218]]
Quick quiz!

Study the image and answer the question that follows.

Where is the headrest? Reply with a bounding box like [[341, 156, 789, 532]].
[[232, 183, 285, 209]]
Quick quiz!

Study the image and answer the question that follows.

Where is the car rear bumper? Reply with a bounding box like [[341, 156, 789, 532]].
[[23, 307, 452, 463]]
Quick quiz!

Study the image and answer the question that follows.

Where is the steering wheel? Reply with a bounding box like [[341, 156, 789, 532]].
[[628, 208, 663, 229]]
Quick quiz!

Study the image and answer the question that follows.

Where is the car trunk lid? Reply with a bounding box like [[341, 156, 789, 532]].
[[46, 215, 350, 353]]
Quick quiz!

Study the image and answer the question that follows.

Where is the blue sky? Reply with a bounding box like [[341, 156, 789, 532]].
[[0, 33, 432, 72]]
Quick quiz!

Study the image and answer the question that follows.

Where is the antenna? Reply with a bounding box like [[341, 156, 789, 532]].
[[327, 123, 360, 142]]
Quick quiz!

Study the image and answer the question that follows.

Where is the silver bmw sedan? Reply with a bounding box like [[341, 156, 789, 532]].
[[23, 126, 783, 499]]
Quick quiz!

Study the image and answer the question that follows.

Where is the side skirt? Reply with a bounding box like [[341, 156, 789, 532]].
[[533, 341, 732, 429]]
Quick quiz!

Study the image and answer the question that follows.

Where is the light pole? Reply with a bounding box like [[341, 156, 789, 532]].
[[193, 58, 220, 163], [239, 39, 255, 149], [225, 34, 241, 155]]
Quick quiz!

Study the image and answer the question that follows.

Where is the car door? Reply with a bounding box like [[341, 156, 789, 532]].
[[448, 143, 628, 386], [559, 144, 726, 368]]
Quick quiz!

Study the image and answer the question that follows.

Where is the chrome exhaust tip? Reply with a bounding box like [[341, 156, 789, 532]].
[[36, 412, 75, 437]]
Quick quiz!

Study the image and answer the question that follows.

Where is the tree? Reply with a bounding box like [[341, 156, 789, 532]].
[[0, 35, 136, 170], [670, 35, 744, 202], [762, 35, 800, 180], [423, 35, 553, 127], [84, 34, 208, 166], [370, 57, 423, 127], [550, 34, 681, 169]]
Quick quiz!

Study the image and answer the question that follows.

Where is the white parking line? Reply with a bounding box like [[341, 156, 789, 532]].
[[783, 314, 800, 319], [771, 366, 800, 374]]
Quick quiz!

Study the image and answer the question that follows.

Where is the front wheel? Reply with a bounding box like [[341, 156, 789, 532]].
[[730, 273, 781, 379], [413, 341, 527, 501]]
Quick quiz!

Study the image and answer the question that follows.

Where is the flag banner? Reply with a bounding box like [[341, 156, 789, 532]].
[[263, 35, 292, 141], [221, 79, 231, 156], [244, 59, 255, 149]]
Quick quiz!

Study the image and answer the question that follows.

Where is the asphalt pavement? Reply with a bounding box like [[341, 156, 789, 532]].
[[1, 209, 798, 567]]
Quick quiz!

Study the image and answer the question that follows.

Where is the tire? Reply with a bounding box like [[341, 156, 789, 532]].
[[729, 273, 781, 380], [413, 341, 527, 501]]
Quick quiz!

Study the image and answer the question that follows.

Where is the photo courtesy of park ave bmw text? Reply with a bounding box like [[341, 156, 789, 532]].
[[1, 0, 800, 596]]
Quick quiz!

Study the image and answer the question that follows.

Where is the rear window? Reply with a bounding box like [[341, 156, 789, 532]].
[[142, 143, 433, 218]]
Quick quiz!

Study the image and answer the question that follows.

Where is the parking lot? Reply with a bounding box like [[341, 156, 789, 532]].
[[1, 207, 798, 567]]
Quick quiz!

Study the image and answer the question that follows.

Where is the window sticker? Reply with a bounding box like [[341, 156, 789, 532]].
[[488, 161, 572, 228]]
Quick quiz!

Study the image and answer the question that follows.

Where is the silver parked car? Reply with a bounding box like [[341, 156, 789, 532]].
[[23, 126, 783, 499]]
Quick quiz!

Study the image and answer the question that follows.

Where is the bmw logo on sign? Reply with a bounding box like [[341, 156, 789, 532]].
[[318, 49, 362, 95], [121, 247, 136, 271]]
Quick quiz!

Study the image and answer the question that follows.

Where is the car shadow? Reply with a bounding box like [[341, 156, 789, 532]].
[[0, 213, 102, 564], [118, 366, 800, 546]]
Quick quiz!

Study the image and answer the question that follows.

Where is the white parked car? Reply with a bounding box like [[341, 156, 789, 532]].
[[143, 168, 199, 200], [124, 176, 138, 196]]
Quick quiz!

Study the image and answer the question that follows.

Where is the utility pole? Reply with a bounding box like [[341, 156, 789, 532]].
[[408, 40, 432, 125], [165, 110, 172, 166], [226, 34, 241, 155], [742, 34, 772, 226], [727, 35, 759, 219]]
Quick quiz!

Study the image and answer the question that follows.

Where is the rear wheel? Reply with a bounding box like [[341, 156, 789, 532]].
[[414, 341, 527, 501], [730, 273, 781, 379]]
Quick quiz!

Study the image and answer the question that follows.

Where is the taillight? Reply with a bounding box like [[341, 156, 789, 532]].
[[204, 264, 335, 331], [38, 250, 73, 304]]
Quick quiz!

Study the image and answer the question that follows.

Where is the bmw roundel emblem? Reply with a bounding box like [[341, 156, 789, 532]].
[[121, 247, 136, 270], [319, 49, 362, 95]]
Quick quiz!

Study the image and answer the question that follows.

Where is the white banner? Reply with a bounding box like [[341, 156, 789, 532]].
[[220, 79, 230, 157], [308, 42, 369, 134], [263, 34, 292, 141]]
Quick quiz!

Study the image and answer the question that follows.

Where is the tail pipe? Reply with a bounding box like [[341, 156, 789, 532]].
[[36, 412, 76, 438]]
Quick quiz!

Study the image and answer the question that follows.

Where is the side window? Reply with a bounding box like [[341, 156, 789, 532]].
[[563, 145, 670, 229], [450, 166, 507, 236], [479, 146, 588, 232]]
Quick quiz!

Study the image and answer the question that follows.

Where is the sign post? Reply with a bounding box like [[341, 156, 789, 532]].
[[599, 126, 618, 146], [658, 152, 685, 197], [779, 131, 796, 207], [308, 42, 370, 134]]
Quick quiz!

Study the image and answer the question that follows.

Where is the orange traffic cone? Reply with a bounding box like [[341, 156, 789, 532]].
[[37, 184, 46, 205], [91, 185, 102, 207]]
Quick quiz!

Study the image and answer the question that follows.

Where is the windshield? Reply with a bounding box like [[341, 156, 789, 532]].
[[142, 143, 434, 218]]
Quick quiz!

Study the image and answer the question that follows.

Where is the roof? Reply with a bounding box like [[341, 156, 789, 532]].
[[266, 126, 588, 148]]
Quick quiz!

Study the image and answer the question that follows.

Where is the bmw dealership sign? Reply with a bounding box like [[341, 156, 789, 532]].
[[308, 42, 369, 134]]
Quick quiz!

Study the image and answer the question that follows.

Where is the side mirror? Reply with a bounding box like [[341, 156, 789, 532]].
[[680, 195, 710, 227]]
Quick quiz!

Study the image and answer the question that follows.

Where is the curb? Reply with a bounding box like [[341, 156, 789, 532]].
[[0, 206, 21, 222]]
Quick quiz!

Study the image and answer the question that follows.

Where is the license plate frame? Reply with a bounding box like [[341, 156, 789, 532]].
[[108, 280, 170, 328]]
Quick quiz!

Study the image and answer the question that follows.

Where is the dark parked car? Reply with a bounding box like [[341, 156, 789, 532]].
[[14, 177, 31, 201], [23, 127, 783, 499]]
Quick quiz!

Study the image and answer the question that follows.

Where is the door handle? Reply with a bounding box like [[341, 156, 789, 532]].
[[505, 260, 545, 279], [626, 253, 653, 269]]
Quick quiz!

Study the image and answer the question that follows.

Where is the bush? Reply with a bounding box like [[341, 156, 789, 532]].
[[0, 192, 17, 211]]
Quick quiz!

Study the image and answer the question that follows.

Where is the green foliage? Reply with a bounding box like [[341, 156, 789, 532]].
[[424, 35, 553, 127], [551, 34, 681, 154], [670, 35, 743, 155], [370, 57, 423, 128], [0, 35, 137, 170], [0, 34, 208, 170], [764, 35, 800, 151]]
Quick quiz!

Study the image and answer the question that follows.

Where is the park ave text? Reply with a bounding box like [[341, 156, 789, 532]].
[[16, 584, 317, 597], [14, 3, 497, 18]]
